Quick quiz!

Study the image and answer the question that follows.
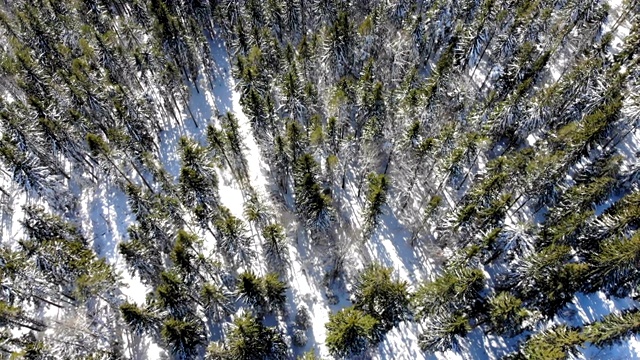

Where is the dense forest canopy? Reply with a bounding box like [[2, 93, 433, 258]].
[[0, 0, 639, 359]]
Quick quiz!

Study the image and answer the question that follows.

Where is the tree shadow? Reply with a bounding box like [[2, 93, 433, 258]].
[[374, 321, 427, 360], [87, 182, 132, 261], [364, 205, 433, 285]]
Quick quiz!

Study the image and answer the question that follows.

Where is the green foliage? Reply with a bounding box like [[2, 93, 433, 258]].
[[326, 154, 339, 174], [120, 302, 156, 336], [171, 230, 200, 276], [262, 273, 288, 314], [243, 193, 270, 227], [18, 206, 120, 302], [161, 317, 205, 359], [519, 325, 584, 360], [556, 96, 622, 158], [156, 270, 191, 316], [86, 133, 110, 156], [413, 266, 485, 320], [363, 173, 389, 237], [179, 136, 219, 210], [262, 224, 289, 273], [1, 1, 638, 358], [309, 116, 324, 146], [325, 307, 379, 358], [286, 120, 307, 162], [546, 210, 594, 246], [587, 233, 640, 297], [508, 245, 587, 317], [236, 271, 287, 314], [584, 309, 640, 348], [205, 342, 230, 360], [297, 349, 321, 360], [293, 153, 332, 230], [227, 312, 287, 360], [215, 206, 254, 267], [201, 283, 233, 323], [419, 312, 471, 353], [547, 176, 615, 229], [425, 195, 442, 216], [237, 270, 265, 309], [352, 263, 410, 331], [488, 292, 530, 336]]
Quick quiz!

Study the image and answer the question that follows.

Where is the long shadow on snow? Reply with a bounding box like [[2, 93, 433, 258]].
[[89, 183, 131, 260], [365, 205, 430, 285]]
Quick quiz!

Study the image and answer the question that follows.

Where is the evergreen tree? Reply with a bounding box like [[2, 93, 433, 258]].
[[161, 317, 205, 360], [155, 270, 192, 317], [293, 153, 332, 231], [487, 292, 530, 336], [518, 325, 584, 360], [502, 244, 587, 317], [227, 312, 287, 360], [178, 136, 220, 228], [325, 306, 379, 358], [352, 263, 410, 332], [215, 206, 254, 268], [201, 283, 234, 323], [262, 272, 287, 314], [262, 224, 290, 274], [413, 266, 485, 320], [418, 312, 471, 353], [584, 308, 640, 348], [587, 233, 640, 297], [120, 302, 157, 336], [236, 270, 266, 310], [243, 192, 271, 229], [362, 173, 389, 238], [206, 341, 231, 360]]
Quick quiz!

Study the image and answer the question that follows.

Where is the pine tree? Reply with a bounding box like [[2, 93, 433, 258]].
[[518, 325, 584, 360], [362, 173, 389, 238], [178, 136, 220, 227], [487, 291, 530, 336], [215, 206, 254, 268], [286, 120, 307, 163], [262, 224, 290, 274], [171, 230, 201, 283], [263, 272, 287, 314], [221, 112, 250, 183], [243, 192, 271, 229], [324, 10, 354, 79], [0, 137, 54, 196], [206, 341, 231, 360], [120, 225, 165, 285], [297, 349, 321, 360], [352, 263, 410, 332], [120, 302, 156, 336], [418, 312, 471, 353], [201, 283, 234, 323], [161, 317, 205, 360], [0, 301, 44, 332], [86, 133, 136, 187], [587, 233, 640, 297], [156, 270, 192, 317], [19, 206, 120, 302], [293, 153, 332, 231], [413, 266, 485, 320], [503, 244, 587, 317], [236, 270, 266, 310], [227, 312, 287, 360], [584, 308, 640, 348], [325, 306, 379, 358]]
